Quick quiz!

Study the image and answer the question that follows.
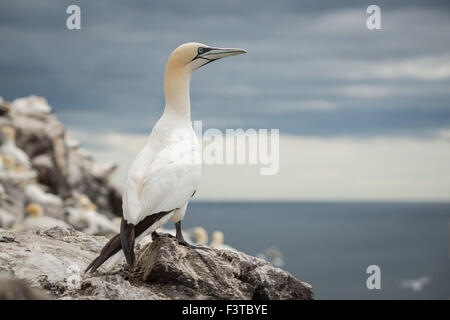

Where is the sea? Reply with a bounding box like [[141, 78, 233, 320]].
[[182, 202, 450, 300]]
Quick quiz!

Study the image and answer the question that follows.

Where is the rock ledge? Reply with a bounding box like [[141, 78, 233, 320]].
[[0, 226, 314, 300]]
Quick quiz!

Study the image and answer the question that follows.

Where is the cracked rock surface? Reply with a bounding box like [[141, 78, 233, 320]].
[[0, 226, 314, 300]]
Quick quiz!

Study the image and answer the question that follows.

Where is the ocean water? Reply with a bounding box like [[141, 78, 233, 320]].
[[181, 202, 450, 300]]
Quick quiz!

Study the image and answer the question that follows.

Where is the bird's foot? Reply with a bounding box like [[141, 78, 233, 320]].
[[175, 238, 211, 251], [151, 231, 175, 241]]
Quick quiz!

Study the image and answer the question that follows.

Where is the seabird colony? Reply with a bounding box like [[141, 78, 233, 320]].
[[86, 43, 246, 272]]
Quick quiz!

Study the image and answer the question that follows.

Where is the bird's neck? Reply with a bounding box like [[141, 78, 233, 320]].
[[164, 65, 192, 120], [4, 139, 14, 147]]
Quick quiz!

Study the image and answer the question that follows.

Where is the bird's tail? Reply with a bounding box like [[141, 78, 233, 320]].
[[120, 218, 136, 269], [85, 234, 121, 273], [85, 211, 173, 273]]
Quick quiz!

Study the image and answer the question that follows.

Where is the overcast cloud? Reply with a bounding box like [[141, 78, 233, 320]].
[[1, 0, 449, 200]]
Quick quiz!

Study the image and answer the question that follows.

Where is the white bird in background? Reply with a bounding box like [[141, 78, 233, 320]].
[[399, 276, 432, 292], [14, 203, 70, 232], [65, 194, 119, 235], [24, 183, 63, 207], [0, 209, 15, 229], [0, 154, 37, 182], [0, 182, 6, 199], [86, 42, 246, 273], [64, 134, 81, 150], [210, 231, 235, 251], [0, 98, 12, 116], [0, 125, 31, 168], [256, 246, 285, 268], [11, 95, 52, 117], [87, 160, 118, 180], [192, 227, 208, 246]]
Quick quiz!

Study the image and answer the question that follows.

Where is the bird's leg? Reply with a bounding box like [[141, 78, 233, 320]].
[[174, 221, 210, 250], [151, 231, 159, 241]]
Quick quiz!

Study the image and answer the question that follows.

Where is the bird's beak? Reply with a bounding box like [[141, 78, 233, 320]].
[[199, 47, 247, 61]]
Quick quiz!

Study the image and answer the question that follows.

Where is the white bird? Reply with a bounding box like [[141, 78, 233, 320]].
[[64, 134, 81, 150], [87, 160, 118, 180], [24, 183, 63, 206], [192, 227, 208, 246], [65, 194, 119, 235], [0, 209, 15, 229], [0, 154, 37, 182], [85, 42, 246, 273], [0, 125, 31, 168], [399, 276, 432, 292], [256, 246, 285, 267], [210, 230, 235, 251], [0, 98, 12, 116], [11, 95, 51, 117], [0, 182, 6, 199], [14, 203, 70, 232]]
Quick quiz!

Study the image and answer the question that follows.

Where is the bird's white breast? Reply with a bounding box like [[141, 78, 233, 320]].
[[123, 115, 201, 225]]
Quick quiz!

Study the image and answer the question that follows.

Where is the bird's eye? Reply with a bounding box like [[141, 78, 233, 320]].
[[198, 47, 205, 54]]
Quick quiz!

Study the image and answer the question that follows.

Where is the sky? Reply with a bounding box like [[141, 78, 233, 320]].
[[0, 0, 449, 201]]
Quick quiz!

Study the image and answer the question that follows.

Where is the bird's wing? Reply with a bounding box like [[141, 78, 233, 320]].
[[13, 147, 31, 167], [123, 139, 201, 225]]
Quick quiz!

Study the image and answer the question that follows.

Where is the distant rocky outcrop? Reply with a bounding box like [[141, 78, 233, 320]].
[[0, 95, 122, 230], [0, 226, 314, 300]]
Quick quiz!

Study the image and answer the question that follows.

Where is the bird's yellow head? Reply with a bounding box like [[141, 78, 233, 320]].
[[3, 102, 12, 112], [211, 231, 224, 246], [77, 194, 97, 211], [193, 227, 208, 245], [26, 203, 43, 218], [164, 42, 246, 108], [0, 125, 15, 141], [167, 42, 247, 73], [1, 155, 15, 170]]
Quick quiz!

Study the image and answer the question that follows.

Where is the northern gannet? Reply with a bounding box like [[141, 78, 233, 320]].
[[399, 276, 431, 292], [192, 227, 208, 246], [65, 194, 119, 235], [0, 154, 37, 182], [256, 246, 285, 267], [24, 183, 63, 207], [86, 42, 246, 272], [0, 209, 15, 229], [0, 125, 31, 168], [87, 160, 118, 181], [11, 95, 52, 118], [64, 134, 81, 150], [0, 98, 11, 116], [13, 203, 70, 232], [0, 182, 6, 199], [210, 230, 235, 251]]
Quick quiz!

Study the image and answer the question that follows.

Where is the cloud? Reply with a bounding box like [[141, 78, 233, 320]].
[[263, 99, 337, 113], [2, 1, 450, 202], [68, 129, 450, 201], [1, 2, 450, 139]]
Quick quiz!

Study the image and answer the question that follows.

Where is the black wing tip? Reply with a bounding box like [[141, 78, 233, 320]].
[[85, 234, 122, 274], [120, 219, 136, 269], [84, 257, 101, 273]]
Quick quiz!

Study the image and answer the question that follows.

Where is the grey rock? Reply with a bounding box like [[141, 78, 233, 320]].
[[137, 237, 314, 300], [0, 273, 51, 300], [0, 226, 314, 300]]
